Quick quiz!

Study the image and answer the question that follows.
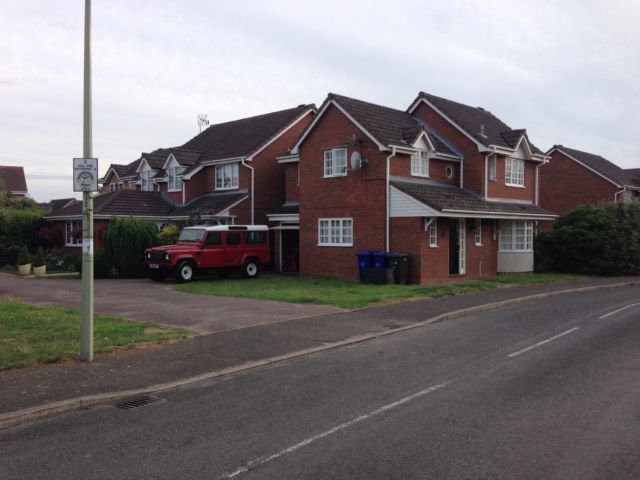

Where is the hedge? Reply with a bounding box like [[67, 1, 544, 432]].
[[103, 217, 158, 278]]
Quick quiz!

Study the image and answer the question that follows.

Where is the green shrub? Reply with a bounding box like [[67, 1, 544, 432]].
[[535, 204, 638, 275], [0, 208, 43, 263], [103, 217, 158, 278], [157, 224, 180, 245], [17, 246, 31, 266], [0, 243, 20, 267], [62, 252, 82, 272], [33, 247, 45, 268]]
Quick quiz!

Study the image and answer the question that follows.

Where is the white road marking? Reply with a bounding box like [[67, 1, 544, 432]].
[[221, 380, 452, 479], [599, 303, 640, 319], [508, 327, 579, 358]]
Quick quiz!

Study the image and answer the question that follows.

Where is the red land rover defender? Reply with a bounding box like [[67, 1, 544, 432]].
[[144, 225, 270, 282]]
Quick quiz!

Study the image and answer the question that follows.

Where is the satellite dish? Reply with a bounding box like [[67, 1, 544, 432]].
[[350, 151, 367, 170]]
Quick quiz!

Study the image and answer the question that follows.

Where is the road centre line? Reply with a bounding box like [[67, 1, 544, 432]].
[[221, 380, 452, 479], [508, 327, 579, 358], [599, 303, 640, 319]]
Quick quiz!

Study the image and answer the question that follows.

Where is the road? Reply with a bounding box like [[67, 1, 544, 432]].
[[1, 286, 639, 479]]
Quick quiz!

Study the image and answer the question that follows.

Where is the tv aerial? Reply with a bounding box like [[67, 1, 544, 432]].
[[197, 114, 210, 133]]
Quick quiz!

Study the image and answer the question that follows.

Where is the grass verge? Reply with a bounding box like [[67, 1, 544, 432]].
[[0, 299, 193, 370], [174, 273, 583, 309]]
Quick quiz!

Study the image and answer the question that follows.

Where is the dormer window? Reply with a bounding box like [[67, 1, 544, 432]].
[[168, 166, 186, 191], [505, 157, 524, 186], [411, 150, 429, 177], [140, 170, 154, 191]]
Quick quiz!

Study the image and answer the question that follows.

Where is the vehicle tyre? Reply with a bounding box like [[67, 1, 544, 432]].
[[175, 261, 195, 283], [241, 258, 260, 279], [149, 270, 167, 282]]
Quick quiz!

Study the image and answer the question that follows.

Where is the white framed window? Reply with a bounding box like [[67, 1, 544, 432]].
[[505, 157, 525, 186], [140, 170, 155, 191], [110, 182, 123, 192], [429, 221, 438, 247], [168, 166, 186, 191], [474, 219, 482, 246], [499, 221, 533, 252], [216, 163, 239, 190], [318, 218, 353, 246], [622, 190, 634, 202], [411, 150, 429, 177], [65, 220, 82, 247], [323, 148, 347, 177], [489, 156, 497, 181]]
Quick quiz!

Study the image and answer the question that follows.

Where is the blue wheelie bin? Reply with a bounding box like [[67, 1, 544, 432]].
[[356, 251, 374, 282]]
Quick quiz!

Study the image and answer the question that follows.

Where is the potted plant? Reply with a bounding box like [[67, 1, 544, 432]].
[[33, 247, 46, 278], [17, 246, 32, 276]]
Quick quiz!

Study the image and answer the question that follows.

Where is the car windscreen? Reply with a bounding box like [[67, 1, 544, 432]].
[[178, 229, 206, 242]]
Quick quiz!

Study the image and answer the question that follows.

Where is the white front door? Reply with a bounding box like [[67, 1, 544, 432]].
[[458, 218, 466, 275]]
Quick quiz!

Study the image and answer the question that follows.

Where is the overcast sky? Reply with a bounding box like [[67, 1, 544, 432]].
[[1, 0, 638, 202]]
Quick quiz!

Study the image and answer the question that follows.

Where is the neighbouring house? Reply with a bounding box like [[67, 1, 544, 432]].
[[0, 166, 29, 199], [623, 168, 640, 188], [539, 145, 640, 222], [288, 92, 555, 284], [47, 105, 316, 260]]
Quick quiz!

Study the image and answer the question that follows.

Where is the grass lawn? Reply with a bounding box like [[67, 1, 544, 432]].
[[175, 273, 582, 309], [0, 299, 193, 370]]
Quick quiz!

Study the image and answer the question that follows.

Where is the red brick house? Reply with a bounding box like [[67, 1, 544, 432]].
[[625, 169, 640, 187], [289, 93, 555, 284], [0, 166, 29, 199], [46, 105, 315, 258], [539, 145, 639, 222]]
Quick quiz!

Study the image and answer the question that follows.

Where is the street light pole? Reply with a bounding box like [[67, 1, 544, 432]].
[[80, 0, 94, 362]]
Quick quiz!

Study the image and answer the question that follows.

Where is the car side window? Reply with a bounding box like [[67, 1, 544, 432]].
[[245, 231, 266, 244], [226, 232, 241, 245], [204, 232, 221, 246]]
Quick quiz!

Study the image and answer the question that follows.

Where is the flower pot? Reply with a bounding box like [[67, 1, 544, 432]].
[[33, 265, 46, 278], [18, 264, 31, 276]]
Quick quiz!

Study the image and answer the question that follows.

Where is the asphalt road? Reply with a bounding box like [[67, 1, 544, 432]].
[[1, 286, 639, 479]]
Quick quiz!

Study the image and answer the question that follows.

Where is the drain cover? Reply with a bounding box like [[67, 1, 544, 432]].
[[116, 394, 163, 410]]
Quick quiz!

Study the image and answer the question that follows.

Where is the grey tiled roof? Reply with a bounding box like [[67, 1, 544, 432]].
[[269, 201, 299, 215], [391, 176, 555, 217], [326, 94, 461, 157], [624, 168, 640, 186], [181, 105, 314, 162], [45, 189, 247, 219], [551, 145, 636, 187], [413, 92, 544, 155]]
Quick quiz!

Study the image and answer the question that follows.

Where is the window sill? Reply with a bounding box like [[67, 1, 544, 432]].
[[317, 244, 353, 247], [323, 174, 347, 179], [505, 183, 526, 188], [411, 173, 430, 178], [216, 186, 239, 191], [429, 244, 438, 248]]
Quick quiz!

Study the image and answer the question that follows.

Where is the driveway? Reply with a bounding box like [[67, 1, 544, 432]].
[[0, 273, 344, 333]]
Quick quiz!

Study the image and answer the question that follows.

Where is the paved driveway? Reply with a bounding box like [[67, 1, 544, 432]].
[[0, 274, 344, 334]]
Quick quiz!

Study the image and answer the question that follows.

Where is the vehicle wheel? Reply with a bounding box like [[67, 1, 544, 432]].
[[149, 270, 167, 282], [175, 261, 195, 283], [241, 258, 260, 279]]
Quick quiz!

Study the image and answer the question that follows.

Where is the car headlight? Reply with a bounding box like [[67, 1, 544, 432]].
[[165, 253, 171, 261], [146, 252, 151, 259]]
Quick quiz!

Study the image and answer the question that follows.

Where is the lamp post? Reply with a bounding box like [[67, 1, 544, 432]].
[[80, 0, 94, 362]]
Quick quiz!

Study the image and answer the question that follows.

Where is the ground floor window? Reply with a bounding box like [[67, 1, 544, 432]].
[[499, 220, 533, 251], [65, 220, 82, 247], [318, 218, 353, 246]]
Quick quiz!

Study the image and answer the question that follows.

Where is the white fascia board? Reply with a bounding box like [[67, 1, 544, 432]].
[[433, 152, 462, 162], [102, 167, 120, 182], [408, 97, 489, 152], [486, 197, 533, 205], [411, 131, 435, 151], [162, 153, 179, 170], [554, 149, 622, 188], [291, 100, 388, 154], [247, 109, 314, 161], [266, 213, 300, 222], [389, 145, 418, 155], [277, 155, 300, 164], [181, 165, 204, 180], [136, 158, 151, 173], [441, 209, 557, 220], [199, 156, 245, 167]]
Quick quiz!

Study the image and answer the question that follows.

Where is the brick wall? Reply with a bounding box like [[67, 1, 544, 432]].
[[539, 150, 618, 218], [487, 155, 536, 202], [389, 156, 459, 184], [299, 104, 387, 281], [284, 163, 299, 202]]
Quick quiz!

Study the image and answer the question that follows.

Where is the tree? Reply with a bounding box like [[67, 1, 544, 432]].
[[103, 217, 158, 277]]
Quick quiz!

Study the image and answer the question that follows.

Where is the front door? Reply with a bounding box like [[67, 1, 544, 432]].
[[448, 219, 466, 275]]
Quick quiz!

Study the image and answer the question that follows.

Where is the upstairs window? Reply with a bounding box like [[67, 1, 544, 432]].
[[499, 221, 533, 251], [140, 170, 155, 191], [505, 157, 524, 186], [168, 166, 186, 191], [323, 148, 347, 177], [489, 156, 497, 180], [216, 163, 239, 190], [411, 150, 429, 177], [110, 182, 123, 192]]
